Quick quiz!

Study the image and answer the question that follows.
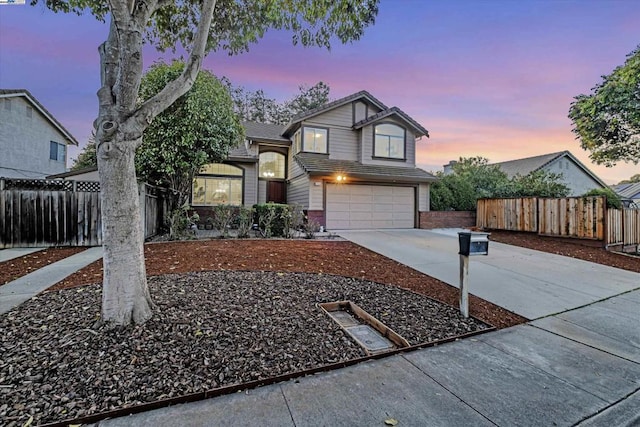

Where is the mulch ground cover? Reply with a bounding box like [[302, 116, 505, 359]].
[[0, 247, 86, 285]]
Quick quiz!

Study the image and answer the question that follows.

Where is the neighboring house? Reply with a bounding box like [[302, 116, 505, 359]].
[[612, 182, 640, 208], [192, 90, 437, 230], [47, 166, 99, 182], [0, 89, 78, 179], [490, 151, 607, 196]]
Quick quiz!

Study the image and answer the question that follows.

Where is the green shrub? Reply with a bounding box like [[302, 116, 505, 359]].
[[254, 203, 289, 237]]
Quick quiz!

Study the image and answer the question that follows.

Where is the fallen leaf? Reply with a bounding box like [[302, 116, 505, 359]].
[[384, 419, 398, 426]]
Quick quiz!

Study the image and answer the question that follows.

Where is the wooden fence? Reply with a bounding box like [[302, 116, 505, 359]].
[[0, 178, 168, 248], [478, 196, 640, 252], [477, 196, 606, 240], [607, 208, 640, 251], [538, 197, 605, 240]]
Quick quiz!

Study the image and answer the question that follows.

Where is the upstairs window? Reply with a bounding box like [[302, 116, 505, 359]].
[[303, 127, 328, 154], [259, 152, 285, 179], [374, 123, 405, 159], [293, 130, 301, 154], [50, 141, 66, 162]]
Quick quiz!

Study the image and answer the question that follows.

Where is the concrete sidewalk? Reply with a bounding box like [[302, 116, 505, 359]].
[[0, 246, 103, 315], [93, 230, 639, 426], [0, 247, 43, 263]]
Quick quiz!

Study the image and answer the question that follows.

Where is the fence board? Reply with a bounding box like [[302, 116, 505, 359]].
[[624, 209, 640, 246]]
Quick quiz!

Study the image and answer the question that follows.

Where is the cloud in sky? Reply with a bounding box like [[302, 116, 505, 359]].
[[0, 0, 638, 183]]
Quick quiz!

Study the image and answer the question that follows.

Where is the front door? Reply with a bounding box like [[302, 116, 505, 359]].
[[267, 181, 286, 204]]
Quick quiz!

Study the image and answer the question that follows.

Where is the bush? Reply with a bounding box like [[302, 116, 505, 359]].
[[254, 203, 290, 237], [235, 206, 253, 238]]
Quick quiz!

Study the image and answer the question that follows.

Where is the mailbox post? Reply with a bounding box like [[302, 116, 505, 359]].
[[458, 231, 490, 318]]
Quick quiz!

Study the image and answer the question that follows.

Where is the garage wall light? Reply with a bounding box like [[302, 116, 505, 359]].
[[336, 175, 346, 183]]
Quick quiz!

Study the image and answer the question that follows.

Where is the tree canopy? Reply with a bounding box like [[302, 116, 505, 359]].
[[135, 61, 242, 203], [618, 173, 640, 185], [223, 80, 331, 124], [568, 45, 640, 166]]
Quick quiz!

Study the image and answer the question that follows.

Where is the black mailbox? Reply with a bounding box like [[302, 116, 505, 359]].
[[458, 231, 490, 256]]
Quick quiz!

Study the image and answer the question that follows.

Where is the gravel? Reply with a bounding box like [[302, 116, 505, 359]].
[[0, 271, 488, 425]]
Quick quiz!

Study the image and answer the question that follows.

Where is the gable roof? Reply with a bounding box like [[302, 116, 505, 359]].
[[491, 151, 608, 188], [294, 152, 437, 183], [613, 182, 640, 199], [353, 106, 429, 138], [282, 90, 388, 136], [0, 89, 79, 146], [242, 121, 288, 143]]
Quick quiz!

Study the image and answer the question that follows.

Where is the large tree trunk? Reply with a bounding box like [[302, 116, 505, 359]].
[[94, 0, 216, 326], [98, 136, 153, 325]]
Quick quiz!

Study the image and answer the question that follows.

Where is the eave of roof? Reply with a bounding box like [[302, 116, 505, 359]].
[[0, 89, 79, 146], [241, 121, 288, 143], [294, 153, 437, 183]]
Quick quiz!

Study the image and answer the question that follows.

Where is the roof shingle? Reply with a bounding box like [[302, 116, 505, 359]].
[[294, 152, 437, 183]]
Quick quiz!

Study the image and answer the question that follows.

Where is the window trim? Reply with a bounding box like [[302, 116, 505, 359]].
[[191, 163, 245, 206], [372, 122, 406, 160], [301, 126, 329, 154]]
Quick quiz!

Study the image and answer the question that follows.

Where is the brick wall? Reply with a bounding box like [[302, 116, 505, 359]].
[[306, 210, 325, 228], [419, 211, 476, 229]]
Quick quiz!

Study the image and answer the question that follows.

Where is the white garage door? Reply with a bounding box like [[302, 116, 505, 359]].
[[326, 184, 415, 230]]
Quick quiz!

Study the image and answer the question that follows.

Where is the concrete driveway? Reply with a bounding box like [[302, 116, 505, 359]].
[[338, 228, 640, 319]]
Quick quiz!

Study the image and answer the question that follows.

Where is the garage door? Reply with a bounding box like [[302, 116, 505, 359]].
[[325, 184, 415, 229]]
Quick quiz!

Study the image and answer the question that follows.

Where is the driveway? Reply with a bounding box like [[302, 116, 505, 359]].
[[338, 228, 640, 319]]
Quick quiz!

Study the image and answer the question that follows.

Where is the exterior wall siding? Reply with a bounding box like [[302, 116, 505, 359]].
[[0, 97, 70, 178], [287, 174, 309, 208], [309, 179, 324, 211], [419, 183, 430, 211], [257, 178, 267, 205], [544, 158, 605, 196], [242, 163, 258, 206]]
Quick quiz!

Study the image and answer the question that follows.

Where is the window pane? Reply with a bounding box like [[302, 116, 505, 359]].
[[374, 124, 405, 159], [200, 163, 242, 176], [390, 139, 404, 158], [303, 127, 327, 153], [50, 141, 57, 160], [229, 179, 242, 204], [58, 143, 66, 162], [259, 152, 285, 179], [375, 136, 389, 157], [376, 123, 404, 138]]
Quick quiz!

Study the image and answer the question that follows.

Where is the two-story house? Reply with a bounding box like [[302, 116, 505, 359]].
[[191, 91, 437, 230], [0, 89, 79, 179]]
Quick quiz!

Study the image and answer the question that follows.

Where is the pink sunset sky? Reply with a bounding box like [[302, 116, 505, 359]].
[[1, 0, 638, 183]]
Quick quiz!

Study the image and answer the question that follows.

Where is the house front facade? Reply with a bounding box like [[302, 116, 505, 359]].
[[192, 91, 437, 230], [0, 89, 78, 179]]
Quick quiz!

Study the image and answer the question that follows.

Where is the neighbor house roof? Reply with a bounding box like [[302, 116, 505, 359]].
[[0, 89, 79, 146], [353, 106, 429, 138], [294, 152, 437, 183], [613, 182, 640, 199], [283, 90, 388, 136], [491, 151, 608, 188], [47, 166, 98, 179]]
